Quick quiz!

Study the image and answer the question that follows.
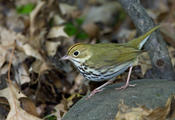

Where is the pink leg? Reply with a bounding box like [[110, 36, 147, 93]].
[[116, 66, 136, 90], [87, 79, 113, 99]]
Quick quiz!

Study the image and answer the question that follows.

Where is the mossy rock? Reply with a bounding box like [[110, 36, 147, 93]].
[[63, 79, 175, 120]]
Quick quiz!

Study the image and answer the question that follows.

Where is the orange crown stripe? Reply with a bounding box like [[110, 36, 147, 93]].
[[67, 43, 82, 54]]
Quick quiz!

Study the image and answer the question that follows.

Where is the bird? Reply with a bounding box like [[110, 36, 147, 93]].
[[61, 25, 160, 98]]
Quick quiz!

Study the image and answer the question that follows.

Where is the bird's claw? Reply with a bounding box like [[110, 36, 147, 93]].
[[86, 88, 104, 99], [116, 83, 136, 90]]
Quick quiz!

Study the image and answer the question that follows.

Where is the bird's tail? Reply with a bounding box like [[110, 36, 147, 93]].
[[127, 25, 160, 49]]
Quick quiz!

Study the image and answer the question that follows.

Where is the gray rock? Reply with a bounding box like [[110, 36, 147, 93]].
[[63, 79, 175, 120]]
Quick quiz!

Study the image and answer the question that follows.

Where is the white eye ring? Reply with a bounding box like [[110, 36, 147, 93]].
[[73, 51, 80, 56]]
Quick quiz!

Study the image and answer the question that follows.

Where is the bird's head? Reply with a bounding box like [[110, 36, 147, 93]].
[[61, 43, 92, 65]]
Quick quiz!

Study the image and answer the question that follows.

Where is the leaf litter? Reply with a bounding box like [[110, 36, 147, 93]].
[[0, 0, 174, 119], [115, 95, 175, 120]]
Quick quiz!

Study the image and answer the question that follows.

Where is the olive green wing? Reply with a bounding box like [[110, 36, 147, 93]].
[[86, 44, 141, 69]]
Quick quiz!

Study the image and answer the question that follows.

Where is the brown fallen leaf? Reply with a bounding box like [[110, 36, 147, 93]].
[[45, 40, 61, 56], [19, 97, 39, 117], [47, 26, 69, 39], [137, 52, 152, 75], [15, 64, 31, 85], [0, 97, 10, 118], [115, 95, 175, 120], [0, 42, 42, 120], [115, 101, 151, 120], [46, 25, 69, 56], [168, 46, 175, 66], [0, 84, 42, 120], [22, 43, 43, 60], [31, 60, 51, 74], [160, 23, 175, 47], [146, 95, 175, 120], [0, 26, 43, 61], [59, 3, 77, 15], [82, 23, 99, 38]]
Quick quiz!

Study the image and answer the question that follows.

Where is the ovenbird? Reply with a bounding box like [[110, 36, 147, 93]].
[[61, 25, 160, 98]]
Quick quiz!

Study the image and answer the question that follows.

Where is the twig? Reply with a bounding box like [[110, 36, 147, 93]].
[[30, 1, 45, 37], [7, 41, 16, 84]]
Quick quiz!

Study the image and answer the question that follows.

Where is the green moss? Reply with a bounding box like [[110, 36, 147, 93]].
[[75, 18, 84, 26], [64, 23, 78, 36], [76, 31, 88, 40], [45, 115, 57, 120], [16, 3, 35, 15], [64, 18, 89, 40], [156, 93, 161, 97]]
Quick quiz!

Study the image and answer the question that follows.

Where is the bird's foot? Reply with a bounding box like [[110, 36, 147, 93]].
[[116, 83, 136, 90], [86, 88, 104, 99], [86, 80, 113, 99]]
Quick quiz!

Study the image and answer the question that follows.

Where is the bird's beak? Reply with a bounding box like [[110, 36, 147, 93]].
[[60, 55, 69, 60]]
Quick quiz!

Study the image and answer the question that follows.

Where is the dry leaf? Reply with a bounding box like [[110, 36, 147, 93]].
[[137, 52, 152, 75], [0, 83, 42, 120], [44, 99, 68, 120], [0, 26, 43, 61], [52, 104, 64, 120], [19, 97, 39, 117], [45, 40, 61, 56], [22, 43, 43, 60], [146, 95, 175, 120], [15, 64, 31, 85], [116, 29, 136, 43], [31, 60, 50, 73], [0, 47, 8, 68], [47, 26, 69, 38], [82, 23, 99, 38], [59, 3, 77, 15], [168, 46, 175, 66], [115, 101, 151, 120], [0, 64, 9, 75], [53, 15, 66, 25], [115, 95, 175, 120], [0, 27, 18, 46], [69, 74, 84, 94], [46, 25, 68, 57], [160, 23, 175, 47]]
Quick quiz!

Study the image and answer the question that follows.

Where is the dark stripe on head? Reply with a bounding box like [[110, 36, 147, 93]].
[[67, 43, 83, 55]]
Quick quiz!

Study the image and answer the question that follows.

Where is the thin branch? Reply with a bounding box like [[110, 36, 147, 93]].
[[8, 41, 16, 84]]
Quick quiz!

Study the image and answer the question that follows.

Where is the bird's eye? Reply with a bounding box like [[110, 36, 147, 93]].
[[73, 51, 80, 56]]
